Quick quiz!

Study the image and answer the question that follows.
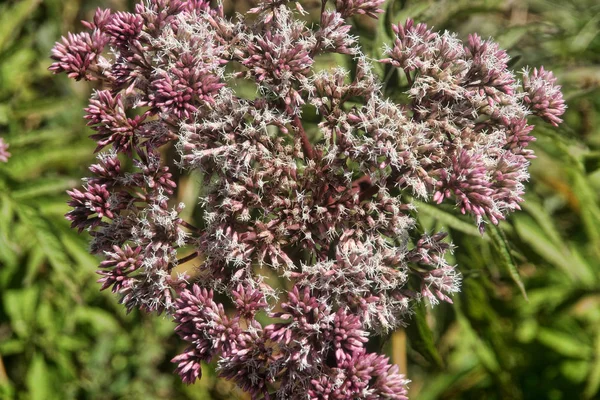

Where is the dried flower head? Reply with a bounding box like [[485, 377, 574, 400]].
[[51, 0, 565, 398]]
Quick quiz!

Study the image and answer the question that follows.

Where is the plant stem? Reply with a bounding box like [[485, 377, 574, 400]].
[[292, 115, 315, 160], [177, 251, 199, 265], [180, 220, 201, 232]]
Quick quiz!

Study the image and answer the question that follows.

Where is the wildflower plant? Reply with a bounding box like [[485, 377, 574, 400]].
[[50, 0, 565, 398]]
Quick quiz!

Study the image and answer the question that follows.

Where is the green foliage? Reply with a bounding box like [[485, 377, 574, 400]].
[[1, 0, 599, 399]]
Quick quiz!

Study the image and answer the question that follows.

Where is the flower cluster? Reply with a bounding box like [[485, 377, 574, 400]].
[[51, 0, 564, 398], [0, 138, 10, 163]]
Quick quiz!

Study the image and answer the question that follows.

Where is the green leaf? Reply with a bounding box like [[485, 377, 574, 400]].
[[487, 223, 528, 300], [585, 333, 600, 399], [37, 200, 71, 217], [0, 382, 16, 399], [387, 0, 431, 29], [3, 287, 39, 338], [2, 144, 91, 181], [74, 307, 120, 334], [13, 97, 78, 119], [0, 0, 41, 53], [60, 232, 97, 270], [0, 194, 19, 268], [0, 338, 25, 355], [514, 215, 595, 284], [561, 360, 590, 383], [415, 366, 483, 400], [521, 200, 564, 248], [537, 329, 592, 359], [535, 127, 600, 248], [4, 128, 69, 147], [16, 206, 71, 274], [0, 42, 37, 94], [12, 178, 78, 200], [415, 200, 487, 239], [405, 301, 444, 369], [571, 14, 600, 53], [26, 353, 51, 400], [36, 301, 59, 338], [566, 161, 600, 248], [454, 296, 501, 375], [23, 246, 46, 285], [496, 25, 537, 50]]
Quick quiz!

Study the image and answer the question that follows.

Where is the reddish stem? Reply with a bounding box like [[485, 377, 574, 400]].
[[177, 251, 199, 265], [404, 68, 414, 86], [180, 220, 201, 233], [292, 115, 315, 160]]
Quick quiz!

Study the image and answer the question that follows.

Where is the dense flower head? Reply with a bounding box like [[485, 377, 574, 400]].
[[97, 244, 143, 292], [105, 12, 144, 49], [49, 30, 109, 80], [87, 151, 122, 186], [314, 11, 356, 55], [51, 0, 565, 397], [0, 138, 10, 163], [335, 0, 385, 19], [85, 90, 145, 153], [149, 56, 225, 120], [522, 66, 567, 126], [66, 183, 116, 233]]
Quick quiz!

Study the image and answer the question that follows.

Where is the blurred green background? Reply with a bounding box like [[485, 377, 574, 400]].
[[0, 0, 599, 399]]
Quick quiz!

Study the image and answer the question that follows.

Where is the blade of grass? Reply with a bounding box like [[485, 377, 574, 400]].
[[487, 223, 528, 300]]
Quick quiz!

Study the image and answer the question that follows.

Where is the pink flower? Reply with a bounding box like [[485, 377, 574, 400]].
[[523, 66, 567, 126], [0, 138, 10, 163], [49, 30, 108, 80]]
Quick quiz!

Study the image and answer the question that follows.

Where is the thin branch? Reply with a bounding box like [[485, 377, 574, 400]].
[[177, 251, 200, 266], [391, 329, 408, 375], [404, 68, 414, 87], [0, 356, 7, 383], [180, 220, 201, 233], [292, 114, 315, 160], [320, 0, 328, 16]]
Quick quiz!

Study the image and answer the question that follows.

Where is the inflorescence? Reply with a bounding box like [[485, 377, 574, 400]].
[[0, 138, 10, 163], [50, 0, 564, 398]]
